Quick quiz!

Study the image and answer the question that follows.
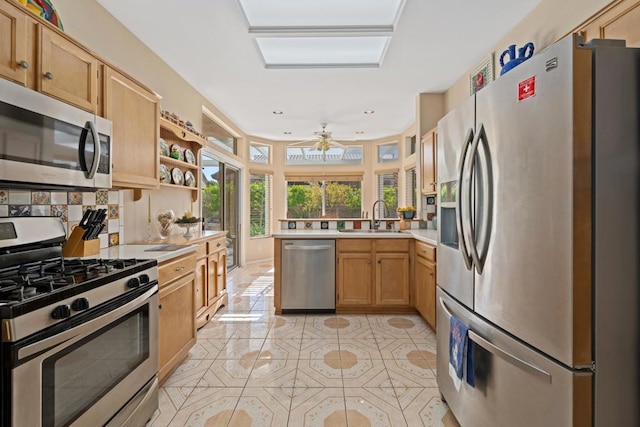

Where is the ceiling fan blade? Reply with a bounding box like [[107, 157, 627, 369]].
[[289, 139, 318, 146]]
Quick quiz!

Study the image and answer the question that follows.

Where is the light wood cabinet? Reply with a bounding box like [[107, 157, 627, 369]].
[[159, 117, 204, 201], [158, 252, 196, 384], [39, 26, 99, 113], [0, 1, 29, 85], [414, 241, 436, 329], [421, 128, 437, 195], [195, 234, 228, 328], [336, 238, 413, 312], [0, 1, 99, 112], [375, 252, 410, 305], [104, 66, 160, 190]]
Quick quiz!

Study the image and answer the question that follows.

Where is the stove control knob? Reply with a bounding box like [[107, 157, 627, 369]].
[[71, 298, 90, 311], [52, 305, 71, 319], [139, 274, 150, 284], [127, 277, 141, 288]]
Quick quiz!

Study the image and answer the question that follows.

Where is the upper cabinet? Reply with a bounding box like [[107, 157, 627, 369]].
[[421, 128, 437, 195], [104, 66, 160, 190], [39, 27, 99, 113], [0, 1, 29, 85]]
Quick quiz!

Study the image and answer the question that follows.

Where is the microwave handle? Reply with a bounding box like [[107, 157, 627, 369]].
[[80, 121, 101, 179]]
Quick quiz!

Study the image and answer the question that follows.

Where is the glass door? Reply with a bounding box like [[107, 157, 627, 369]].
[[201, 152, 240, 270]]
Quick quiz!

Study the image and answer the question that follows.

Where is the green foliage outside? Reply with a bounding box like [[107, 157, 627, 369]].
[[250, 178, 267, 237], [383, 186, 397, 215], [287, 181, 361, 218]]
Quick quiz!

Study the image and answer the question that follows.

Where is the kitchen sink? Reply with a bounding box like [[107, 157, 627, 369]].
[[338, 229, 406, 233]]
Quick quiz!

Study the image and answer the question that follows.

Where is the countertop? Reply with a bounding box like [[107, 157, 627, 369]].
[[272, 229, 437, 246], [87, 231, 227, 263], [92, 244, 198, 263]]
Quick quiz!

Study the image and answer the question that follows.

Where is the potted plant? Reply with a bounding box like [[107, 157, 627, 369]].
[[397, 206, 416, 220]]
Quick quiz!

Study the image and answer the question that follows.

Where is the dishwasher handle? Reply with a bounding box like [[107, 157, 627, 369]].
[[283, 244, 333, 251]]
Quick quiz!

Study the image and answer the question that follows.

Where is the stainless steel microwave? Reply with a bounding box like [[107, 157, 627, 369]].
[[0, 78, 111, 190]]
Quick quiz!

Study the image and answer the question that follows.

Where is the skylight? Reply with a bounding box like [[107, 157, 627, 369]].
[[239, 0, 404, 68], [256, 37, 390, 68]]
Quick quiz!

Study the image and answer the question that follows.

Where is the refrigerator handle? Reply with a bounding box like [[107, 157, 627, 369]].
[[466, 123, 493, 274], [468, 330, 552, 383], [475, 123, 493, 274], [456, 127, 474, 270]]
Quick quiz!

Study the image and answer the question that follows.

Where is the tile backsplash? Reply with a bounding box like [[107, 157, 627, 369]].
[[0, 189, 123, 249]]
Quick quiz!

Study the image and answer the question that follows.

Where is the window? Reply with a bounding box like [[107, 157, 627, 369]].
[[405, 135, 416, 156], [202, 112, 237, 154], [250, 142, 270, 164], [378, 142, 398, 163], [377, 171, 398, 217], [404, 167, 417, 208], [285, 146, 363, 165], [249, 173, 270, 238], [286, 178, 362, 218]]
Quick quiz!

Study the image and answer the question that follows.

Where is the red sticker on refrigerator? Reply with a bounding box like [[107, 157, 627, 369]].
[[518, 76, 536, 101]]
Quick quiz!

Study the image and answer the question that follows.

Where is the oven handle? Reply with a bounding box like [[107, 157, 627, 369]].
[[18, 286, 157, 360]]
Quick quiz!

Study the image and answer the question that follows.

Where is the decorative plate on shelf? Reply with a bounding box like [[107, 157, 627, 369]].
[[171, 168, 184, 185], [159, 138, 169, 157], [184, 149, 196, 165], [159, 164, 171, 183], [170, 144, 183, 161], [184, 170, 196, 187]]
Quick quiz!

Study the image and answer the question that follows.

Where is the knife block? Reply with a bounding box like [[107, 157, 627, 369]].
[[63, 227, 101, 257]]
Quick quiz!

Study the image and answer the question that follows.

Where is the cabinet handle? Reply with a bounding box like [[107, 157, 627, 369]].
[[18, 60, 28, 69], [175, 266, 185, 271], [158, 304, 163, 310], [378, 260, 381, 264], [216, 242, 221, 247], [43, 71, 54, 80]]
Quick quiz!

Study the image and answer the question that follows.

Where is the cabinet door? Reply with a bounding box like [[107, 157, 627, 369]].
[[424, 260, 436, 329], [158, 272, 196, 382], [194, 257, 207, 317], [207, 252, 220, 304], [39, 27, 98, 112], [216, 250, 227, 296], [0, 1, 28, 85], [337, 253, 372, 306], [103, 66, 160, 189], [415, 256, 436, 328], [375, 252, 410, 305], [421, 130, 437, 194]]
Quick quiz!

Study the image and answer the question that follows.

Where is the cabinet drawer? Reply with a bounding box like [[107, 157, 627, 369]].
[[159, 253, 196, 285], [337, 239, 371, 252], [375, 239, 409, 252], [416, 241, 436, 262], [207, 236, 226, 254], [195, 243, 207, 259]]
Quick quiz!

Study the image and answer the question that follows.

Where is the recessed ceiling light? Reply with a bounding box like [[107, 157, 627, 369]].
[[283, 131, 292, 134], [273, 110, 283, 115], [364, 110, 375, 114]]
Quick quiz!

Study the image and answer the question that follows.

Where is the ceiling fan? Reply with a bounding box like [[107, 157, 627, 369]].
[[288, 123, 352, 152]]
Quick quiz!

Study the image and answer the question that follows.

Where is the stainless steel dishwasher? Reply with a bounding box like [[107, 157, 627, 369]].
[[281, 239, 335, 313]]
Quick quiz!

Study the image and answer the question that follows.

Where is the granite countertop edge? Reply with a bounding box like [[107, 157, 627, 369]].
[[271, 229, 437, 246]]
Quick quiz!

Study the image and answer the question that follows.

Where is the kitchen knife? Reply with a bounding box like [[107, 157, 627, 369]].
[[79, 209, 92, 228], [81, 209, 97, 239]]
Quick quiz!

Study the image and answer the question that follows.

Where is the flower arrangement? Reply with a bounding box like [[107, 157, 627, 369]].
[[397, 206, 416, 220], [396, 206, 416, 212]]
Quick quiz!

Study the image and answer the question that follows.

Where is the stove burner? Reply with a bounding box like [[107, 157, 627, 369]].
[[0, 258, 143, 304]]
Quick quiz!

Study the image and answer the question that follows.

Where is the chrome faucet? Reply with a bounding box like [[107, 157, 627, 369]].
[[372, 199, 388, 230]]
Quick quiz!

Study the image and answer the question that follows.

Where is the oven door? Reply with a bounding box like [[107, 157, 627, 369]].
[[8, 285, 158, 427]]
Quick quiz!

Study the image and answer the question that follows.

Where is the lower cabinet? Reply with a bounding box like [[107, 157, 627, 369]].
[[337, 239, 412, 312], [414, 241, 437, 329], [158, 253, 196, 384], [195, 235, 228, 328]]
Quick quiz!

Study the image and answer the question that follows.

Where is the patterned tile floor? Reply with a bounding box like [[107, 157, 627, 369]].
[[148, 261, 458, 426]]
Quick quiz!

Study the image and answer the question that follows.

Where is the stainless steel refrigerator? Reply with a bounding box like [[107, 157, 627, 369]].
[[436, 34, 640, 427]]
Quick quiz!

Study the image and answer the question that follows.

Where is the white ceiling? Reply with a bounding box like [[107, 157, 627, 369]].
[[96, 0, 540, 142]]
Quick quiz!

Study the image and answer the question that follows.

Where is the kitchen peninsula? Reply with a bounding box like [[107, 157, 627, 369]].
[[272, 228, 437, 325]]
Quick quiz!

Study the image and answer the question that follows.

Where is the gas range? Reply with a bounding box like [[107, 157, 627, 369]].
[[0, 217, 160, 426], [0, 217, 158, 341]]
